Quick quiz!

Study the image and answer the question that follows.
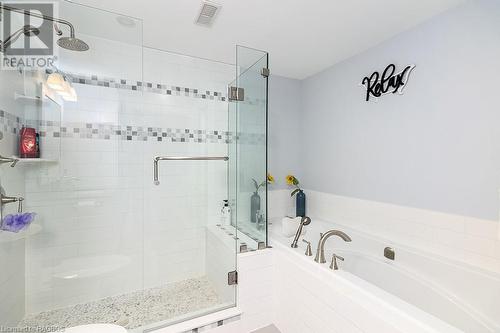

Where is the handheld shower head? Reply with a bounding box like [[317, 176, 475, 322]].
[[291, 216, 312, 248], [300, 216, 312, 226]]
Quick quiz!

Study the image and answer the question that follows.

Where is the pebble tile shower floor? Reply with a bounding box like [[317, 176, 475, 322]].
[[18, 277, 220, 330]]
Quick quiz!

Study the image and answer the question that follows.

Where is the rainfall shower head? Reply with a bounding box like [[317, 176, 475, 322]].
[[57, 37, 89, 51]]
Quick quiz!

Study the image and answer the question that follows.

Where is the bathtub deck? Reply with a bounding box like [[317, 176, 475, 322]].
[[18, 276, 221, 330], [251, 325, 282, 333]]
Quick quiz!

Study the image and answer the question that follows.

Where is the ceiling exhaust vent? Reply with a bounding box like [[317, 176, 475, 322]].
[[195, 1, 221, 27]]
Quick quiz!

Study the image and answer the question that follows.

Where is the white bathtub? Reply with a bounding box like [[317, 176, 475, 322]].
[[270, 218, 500, 333]]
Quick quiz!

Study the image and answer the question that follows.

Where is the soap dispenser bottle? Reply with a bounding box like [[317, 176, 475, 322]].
[[221, 200, 231, 226]]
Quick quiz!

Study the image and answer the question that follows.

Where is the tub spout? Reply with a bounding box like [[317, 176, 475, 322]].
[[314, 229, 352, 264]]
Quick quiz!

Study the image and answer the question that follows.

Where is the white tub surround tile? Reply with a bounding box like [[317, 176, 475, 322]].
[[151, 249, 273, 333], [281, 189, 500, 274], [205, 250, 274, 333], [268, 190, 293, 220]]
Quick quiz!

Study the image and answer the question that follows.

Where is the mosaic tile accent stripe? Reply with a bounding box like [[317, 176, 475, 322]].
[[58, 71, 263, 106], [0, 109, 23, 137], [0, 111, 265, 145], [27, 119, 231, 144], [66, 72, 228, 102]]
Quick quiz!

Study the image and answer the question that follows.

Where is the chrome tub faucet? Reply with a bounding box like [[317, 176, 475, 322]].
[[314, 229, 352, 263]]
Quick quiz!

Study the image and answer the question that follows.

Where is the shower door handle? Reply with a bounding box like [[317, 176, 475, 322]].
[[153, 156, 229, 185]]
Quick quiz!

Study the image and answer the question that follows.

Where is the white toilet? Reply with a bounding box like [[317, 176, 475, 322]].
[[65, 324, 127, 333]]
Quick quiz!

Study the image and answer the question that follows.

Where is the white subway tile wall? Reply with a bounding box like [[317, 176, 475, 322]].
[[206, 250, 274, 333], [0, 70, 27, 325], [23, 44, 235, 315], [269, 189, 500, 274]]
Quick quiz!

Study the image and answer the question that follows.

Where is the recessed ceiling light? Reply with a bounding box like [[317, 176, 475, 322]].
[[116, 16, 136, 28]]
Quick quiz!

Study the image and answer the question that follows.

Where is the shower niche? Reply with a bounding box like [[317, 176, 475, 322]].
[[13, 68, 62, 163]]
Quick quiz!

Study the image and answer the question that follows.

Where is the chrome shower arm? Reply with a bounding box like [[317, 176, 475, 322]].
[[153, 156, 229, 185], [0, 4, 76, 37]]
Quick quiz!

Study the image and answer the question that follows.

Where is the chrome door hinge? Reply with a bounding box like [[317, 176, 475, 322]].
[[228, 86, 244, 101], [261, 67, 270, 78], [228, 270, 238, 285], [239, 244, 248, 253]]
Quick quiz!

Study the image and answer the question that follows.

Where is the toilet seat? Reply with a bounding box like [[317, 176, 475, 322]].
[[65, 324, 127, 333]]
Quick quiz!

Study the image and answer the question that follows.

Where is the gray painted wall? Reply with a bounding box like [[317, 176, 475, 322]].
[[299, 0, 500, 220], [268, 75, 302, 189]]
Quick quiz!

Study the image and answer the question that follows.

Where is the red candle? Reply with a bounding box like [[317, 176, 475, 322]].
[[19, 127, 38, 158]]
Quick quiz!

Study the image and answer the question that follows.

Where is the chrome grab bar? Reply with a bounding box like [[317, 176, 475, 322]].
[[153, 156, 229, 185]]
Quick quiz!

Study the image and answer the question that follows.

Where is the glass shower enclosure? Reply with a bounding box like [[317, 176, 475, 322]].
[[0, 1, 268, 331], [229, 46, 269, 249]]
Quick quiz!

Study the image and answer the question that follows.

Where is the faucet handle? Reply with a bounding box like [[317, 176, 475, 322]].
[[302, 239, 313, 256], [329, 253, 344, 270], [17, 197, 24, 212]]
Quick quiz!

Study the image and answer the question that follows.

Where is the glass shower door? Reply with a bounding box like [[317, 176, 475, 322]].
[[140, 49, 238, 330]]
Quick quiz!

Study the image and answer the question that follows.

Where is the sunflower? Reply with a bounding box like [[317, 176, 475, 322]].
[[267, 173, 275, 184], [286, 175, 299, 186], [286, 174, 302, 196], [253, 173, 274, 193]]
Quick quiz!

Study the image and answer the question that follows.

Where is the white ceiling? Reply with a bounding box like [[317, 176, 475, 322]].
[[68, 0, 464, 79]]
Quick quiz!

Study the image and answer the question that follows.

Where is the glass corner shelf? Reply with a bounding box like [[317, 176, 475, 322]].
[[0, 224, 42, 243], [14, 92, 42, 104], [14, 90, 62, 108]]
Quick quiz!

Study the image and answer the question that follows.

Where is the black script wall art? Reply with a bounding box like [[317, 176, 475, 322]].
[[361, 64, 415, 102]]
